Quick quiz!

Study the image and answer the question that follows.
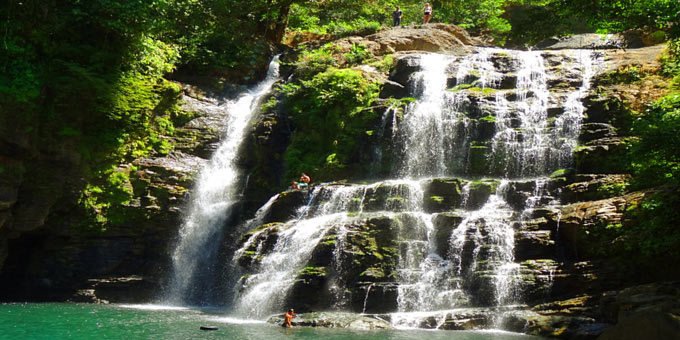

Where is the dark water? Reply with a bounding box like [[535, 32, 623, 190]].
[[0, 303, 542, 339]]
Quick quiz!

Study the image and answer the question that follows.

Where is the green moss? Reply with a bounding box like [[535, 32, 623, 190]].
[[368, 54, 395, 73], [480, 115, 496, 123], [449, 83, 475, 92], [430, 195, 445, 203], [299, 266, 327, 278], [597, 66, 642, 85], [453, 86, 498, 96], [360, 267, 385, 279], [549, 168, 570, 178], [245, 222, 282, 237]]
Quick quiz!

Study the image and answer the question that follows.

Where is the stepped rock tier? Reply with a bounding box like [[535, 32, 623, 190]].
[[228, 48, 609, 331]]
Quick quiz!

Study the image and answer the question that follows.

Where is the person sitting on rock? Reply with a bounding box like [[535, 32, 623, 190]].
[[298, 173, 311, 189], [283, 308, 296, 328], [290, 181, 299, 190]]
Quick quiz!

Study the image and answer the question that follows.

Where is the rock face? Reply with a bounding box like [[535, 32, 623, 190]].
[[0, 92, 226, 301], [598, 282, 680, 340], [534, 30, 662, 50]]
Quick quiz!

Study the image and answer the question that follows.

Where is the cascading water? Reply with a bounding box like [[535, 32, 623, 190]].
[[394, 53, 469, 178], [226, 47, 603, 329], [164, 56, 280, 305]]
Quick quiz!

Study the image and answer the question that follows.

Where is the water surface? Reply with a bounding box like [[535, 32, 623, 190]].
[[0, 303, 542, 339]]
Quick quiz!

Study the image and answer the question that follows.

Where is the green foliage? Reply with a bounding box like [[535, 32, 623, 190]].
[[506, 0, 680, 45], [80, 167, 135, 226], [0, 0, 188, 229], [597, 182, 630, 197], [295, 44, 340, 79], [282, 68, 380, 180], [661, 39, 680, 86], [595, 44, 680, 270], [368, 54, 395, 73], [597, 66, 642, 85], [344, 44, 372, 65], [583, 190, 680, 266], [629, 94, 680, 188]]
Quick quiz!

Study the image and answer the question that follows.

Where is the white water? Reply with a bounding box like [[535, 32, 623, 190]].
[[165, 56, 280, 304], [553, 50, 602, 166], [395, 53, 469, 178]]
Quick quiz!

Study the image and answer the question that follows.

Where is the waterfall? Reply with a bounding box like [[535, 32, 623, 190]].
[[395, 53, 468, 178], [164, 56, 280, 304], [554, 50, 601, 166], [227, 47, 603, 325]]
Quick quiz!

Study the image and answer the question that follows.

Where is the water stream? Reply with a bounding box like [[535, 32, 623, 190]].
[[165, 56, 280, 305]]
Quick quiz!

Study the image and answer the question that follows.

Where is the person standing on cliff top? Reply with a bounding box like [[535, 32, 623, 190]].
[[393, 6, 403, 27], [423, 2, 433, 24], [283, 309, 296, 327]]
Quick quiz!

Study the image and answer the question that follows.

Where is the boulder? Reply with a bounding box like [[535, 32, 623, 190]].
[[579, 123, 618, 144], [598, 311, 680, 340], [534, 31, 647, 50], [387, 55, 421, 88], [366, 24, 475, 55], [352, 282, 399, 313]]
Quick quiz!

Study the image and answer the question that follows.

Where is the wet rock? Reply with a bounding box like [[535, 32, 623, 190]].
[[262, 190, 308, 223], [583, 95, 632, 131], [465, 180, 499, 210], [514, 230, 555, 261], [380, 80, 408, 99], [76, 276, 156, 303], [574, 138, 629, 174], [505, 303, 608, 338], [556, 191, 647, 260], [237, 222, 282, 267], [287, 266, 330, 312], [600, 281, 680, 324], [432, 212, 464, 257], [388, 55, 421, 88], [467, 145, 490, 176], [423, 178, 464, 213], [598, 311, 680, 340], [504, 181, 537, 211], [473, 118, 497, 142], [561, 174, 631, 203], [353, 282, 399, 313], [363, 183, 415, 212], [579, 123, 618, 144]]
